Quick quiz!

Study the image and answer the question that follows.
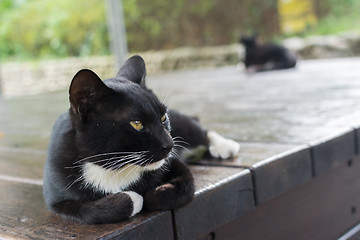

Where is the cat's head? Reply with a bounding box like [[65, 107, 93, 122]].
[[68, 55, 173, 170], [239, 35, 258, 47]]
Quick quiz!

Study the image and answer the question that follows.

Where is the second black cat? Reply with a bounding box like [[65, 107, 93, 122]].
[[240, 35, 297, 73]]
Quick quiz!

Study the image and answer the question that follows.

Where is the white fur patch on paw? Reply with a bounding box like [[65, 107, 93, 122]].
[[123, 191, 143, 217], [208, 131, 240, 159]]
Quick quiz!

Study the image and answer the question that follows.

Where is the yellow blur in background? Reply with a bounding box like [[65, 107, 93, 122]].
[[278, 0, 317, 34]]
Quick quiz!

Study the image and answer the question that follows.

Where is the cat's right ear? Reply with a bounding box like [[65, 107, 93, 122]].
[[116, 55, 146, 86], [69, 69, 111, 122]]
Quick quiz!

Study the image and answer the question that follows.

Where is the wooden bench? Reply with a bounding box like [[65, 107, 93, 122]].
[[1, 57, 360, 239]]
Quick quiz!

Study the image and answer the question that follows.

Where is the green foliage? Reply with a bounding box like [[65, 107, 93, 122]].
[[0, 0, 109, 60], [123, 0, 279, 50], [0, 0, 280, 60], [310, 0, 360, 35], [0, 0, 359, 61]]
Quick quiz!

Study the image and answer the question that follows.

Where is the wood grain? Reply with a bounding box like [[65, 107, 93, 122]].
[[0, 181, 174, 240], [213, 155, 360, 240]]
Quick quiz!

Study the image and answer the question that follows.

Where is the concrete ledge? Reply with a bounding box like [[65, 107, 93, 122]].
[[311, 128, 356, 177], [1, 32, 360, 98]]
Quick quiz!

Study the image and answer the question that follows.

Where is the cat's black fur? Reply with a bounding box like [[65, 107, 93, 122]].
[[240, 35, 297, 72], [43, 56, 217, 224]]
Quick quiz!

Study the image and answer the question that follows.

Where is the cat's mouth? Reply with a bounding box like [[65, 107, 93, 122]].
[[143, 159, 166, 171], [142, 149, 172, 167]]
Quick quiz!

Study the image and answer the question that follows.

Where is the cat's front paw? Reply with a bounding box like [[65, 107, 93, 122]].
[[155, 183, 175, 191], [123, 191, 143, 216], [208, 131, 240, 159], [144, 184, 178, 211]]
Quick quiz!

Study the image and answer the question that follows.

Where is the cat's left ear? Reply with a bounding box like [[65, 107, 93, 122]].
[[69, 69, 111, 122], [116, 55, 146, 86]]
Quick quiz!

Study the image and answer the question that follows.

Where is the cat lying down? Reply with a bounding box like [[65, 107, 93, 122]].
[[43, 55, 240, 224], [240, 35, 297, 73]]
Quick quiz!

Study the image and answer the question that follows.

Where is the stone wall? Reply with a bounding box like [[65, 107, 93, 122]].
[[0, 45, 240, 98], [0, 56, 115, 98], [283, 32, 360, 59], [1, 32, 359, 98]]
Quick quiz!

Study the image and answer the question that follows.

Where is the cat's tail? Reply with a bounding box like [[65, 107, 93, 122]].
[[50, 191, 143, 224]]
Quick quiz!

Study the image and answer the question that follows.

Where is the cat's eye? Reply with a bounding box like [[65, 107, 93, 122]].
[[130, 120, 143, 131], [161, 114, 167, 124]]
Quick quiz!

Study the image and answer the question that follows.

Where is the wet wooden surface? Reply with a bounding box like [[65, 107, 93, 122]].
[[175, 169, 254, 240], [214, 155, 360, 240], [0, 161, 254, 239], [311, 128, 357, 176], [0, 180, 174, 240], [1, 57, 360, 239]]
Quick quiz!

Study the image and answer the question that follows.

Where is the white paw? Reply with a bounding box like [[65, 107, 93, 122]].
[[208, 131, 240, 159], [123, 191, 143, 217]]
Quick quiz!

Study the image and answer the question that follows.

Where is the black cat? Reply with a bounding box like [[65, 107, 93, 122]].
[[240, 35, 297, 73], [43, 55, 240, 224]]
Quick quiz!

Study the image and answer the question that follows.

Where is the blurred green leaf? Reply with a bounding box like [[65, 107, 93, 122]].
[[0, 0, 359, 61]]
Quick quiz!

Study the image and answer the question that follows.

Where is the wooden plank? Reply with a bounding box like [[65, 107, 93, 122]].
[[0, 91, 67, 150], [0, 153, 254, 240], [0, 134, 49, 150], [196, 142, 312, 205], [213, 155, 360, 240], [0, 148, 46, 180], [0, 180, 174, 240], [195, 142, 299, 168], [236, 142, 300, 166], [252, 145, 312, 204], [174, 167, 254, 240], [311, 128, 356, 176]]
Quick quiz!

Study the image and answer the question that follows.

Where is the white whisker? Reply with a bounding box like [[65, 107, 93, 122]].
[[174, 144, 190, 152], [113, 158, 145, 175], [159, 159, 170, 172], [65, 174, 84, 190], [101, 152, 147, 169], [172, 136, 187, 142], [173, 140, 190, 145], [64, 150, 151, 190], [159, 86, 176, 104], [67, 151, 149, 170], [104, 157, 140, 171], [170, 148, 181, 159], [73, 151, 148, 165], [119, 159, 146, 186]]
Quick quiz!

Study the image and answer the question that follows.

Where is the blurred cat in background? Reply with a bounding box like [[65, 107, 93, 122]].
[[240, 35, 297, 73]]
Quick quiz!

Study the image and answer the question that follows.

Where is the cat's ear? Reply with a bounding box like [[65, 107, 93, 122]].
[[69, 69, 111, 122], [116, 55, 146, 86]]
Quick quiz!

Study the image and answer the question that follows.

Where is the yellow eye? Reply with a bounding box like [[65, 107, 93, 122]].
[[130, 120, 143, 131], [161, 114, 167, 123]]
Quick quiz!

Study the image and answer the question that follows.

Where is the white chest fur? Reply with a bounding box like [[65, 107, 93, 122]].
[[82, 160, 165, 194]]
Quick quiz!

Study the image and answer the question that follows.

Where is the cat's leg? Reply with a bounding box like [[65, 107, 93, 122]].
[[207, 131, 240, 159], [271, 60, 296, 70], [144, 158, 195, 211], [258, 52, 297, 71], [51, 191, 143, 224], [168, 109, 240, 159], [247, 63, 275, 72]]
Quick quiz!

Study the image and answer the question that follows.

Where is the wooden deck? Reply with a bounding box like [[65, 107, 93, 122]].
[[1, 57, 360, 239]]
